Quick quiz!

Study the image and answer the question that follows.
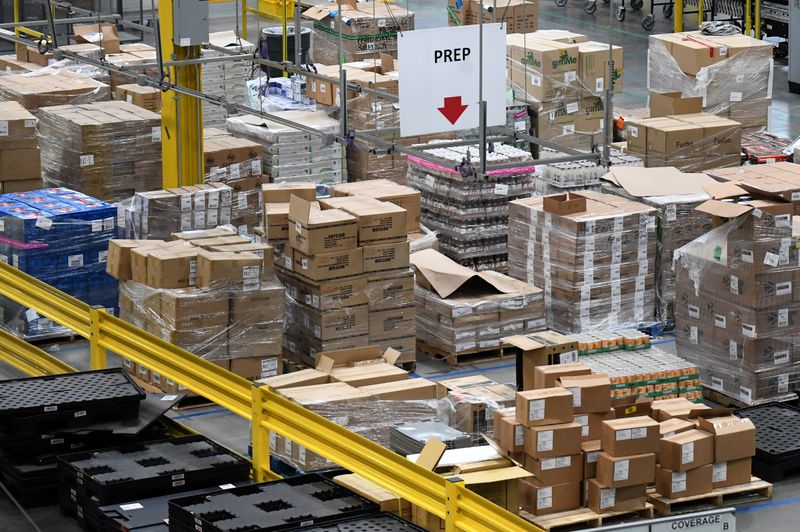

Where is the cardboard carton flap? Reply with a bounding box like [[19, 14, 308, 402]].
[[455, 467, 533, 485], [415, 438, 447, 470], [501, 335, 545, 351], [695, 199, 753, 219], [703, 182, 749, 200], [601, 167, 716, 197], [315, 345, 384, 373], [288, 195, 314, 224], [408, 445, 502, 468], [410, 249, 530, 298], [302, 6, 333, 21]]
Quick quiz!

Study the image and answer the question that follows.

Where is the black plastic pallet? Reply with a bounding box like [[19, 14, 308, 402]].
[[169, 512, 425, 532], [737, 402, 800, 481], [168, 474, 379, 532], [0, 369, 144, 434], [58, 435, 251, 507]]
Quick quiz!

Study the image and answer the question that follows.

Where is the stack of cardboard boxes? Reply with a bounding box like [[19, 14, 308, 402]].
[[508, 191, 657, 334], [412, 249, 545, 362], [0, 102, 41, 193], [202, 31, 256, 128], [705, 162, 800, 215], [107, 228, 283, 388], [227, 111, 346, 186], [624, 113, 742, 172], [37, 101, 162, 202], [0, 70, 110, 112], [275, 194, 415, 366], [105, 43, 159, 94], [204, 129, 265, 237], [448, 0, 539, 33], [506, 31, 623, 152], [675, 197, 800, 403], [115, 84, 162, 112], [648, 32, 773, 131], [304, 2, 415, 65], [436, 374, 517, 444], [123, 184, 233, 240]]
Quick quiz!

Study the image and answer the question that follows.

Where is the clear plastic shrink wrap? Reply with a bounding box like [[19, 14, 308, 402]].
[[674, 206, 800, 404], [0, 188, 118, 338], [37, 101, 162, 202], [0, 69, 110, 111], [507, 190, 657, 334]]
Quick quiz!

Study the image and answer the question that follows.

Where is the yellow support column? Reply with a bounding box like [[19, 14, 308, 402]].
[[445, 478, 464, 532], [251, 386, 275, 482], [159, 0, 204, 188], [89, 308, 107, 370]]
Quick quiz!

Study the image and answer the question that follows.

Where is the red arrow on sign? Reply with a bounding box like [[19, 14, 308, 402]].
[[438, 96, 468, 125]]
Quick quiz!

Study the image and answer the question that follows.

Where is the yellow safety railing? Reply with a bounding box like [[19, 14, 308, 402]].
[[13, 0, 47, 40], [0, 261, 539, 531]]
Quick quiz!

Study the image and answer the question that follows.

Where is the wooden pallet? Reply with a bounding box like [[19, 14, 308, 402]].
[[521, 504, 654, 530], [417, 340, 507, 366], [702, 387, 797, 408], [647, 477, 772, 515]]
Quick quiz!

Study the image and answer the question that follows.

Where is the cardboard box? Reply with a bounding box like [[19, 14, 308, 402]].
[[659, 418, 696, 439], [601, 417, 660, 456], [280, 269, 368, 310], [160, 291, 228, 330], [230, 355, 282, 381], [649, 91, 703, 118], [558, 374, 611, 414], [712, 458, 752, 489], [586, 480, 648, 514], [578, 41, 623, 92], [651, 397, 711, 422], [697, 416, 756, 462], [107, 239, 159, 281], [531, 361, 589, 390], [196, 251, 263, 289], [574, 412, 613, 441], [288, 196, 358, 255], [516, 388, 574, 427], [596, 452, 656, 487], [73, 23, 121, 53], [331, 179, 421, 232], [659, 429, 714, 472], [358, 378, 437, 400], [362, 240, 410, 273], [496, 413, 525, 456], [611, 397, 653, 419], [583, 440, 601, 480], [257, 368, 329, 390], [287, 247, 364, 281], [369, 306, 415, 341], [655, 464, 713, 498], [524, 422, 582, 458], [146, 250, 198, 288], [320, 196, 408, 242], [520, 479, 581, 516], [523, 454, 583, 485], [503, 331, 580, 389]]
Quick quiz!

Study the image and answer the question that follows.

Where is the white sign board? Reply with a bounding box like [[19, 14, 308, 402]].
[[651, 513, 735, 532], [398, 23, 507, 137]]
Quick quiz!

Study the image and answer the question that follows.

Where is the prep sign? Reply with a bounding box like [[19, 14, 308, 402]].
[[398, 23, 506, 136]]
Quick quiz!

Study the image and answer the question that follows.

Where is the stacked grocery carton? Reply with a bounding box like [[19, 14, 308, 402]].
[[105, 43, 159, 93], [107, 227, 282, 389], [406, 141, 536, 270], [412, 249, 545, 363], [508, 191, 657, 334], [0, 188, 118, 337], [37, 101, 162, 202], [674, 196, 800, 404], [648, 32, 772, 132], [227, 111, 346, 186], [123, 183, 234, 240], [624, 113, 741, 172], [115, 84, 162, 112], [447, 0, 538, 33], [705, 162, 800, 215], [507, 31, 622, 152], [275, 193, 415, 366], [0, 102, 41, 194], [202, 31, 256, 128], [204, 128, 265, 237], [0, 70, 110, 112]]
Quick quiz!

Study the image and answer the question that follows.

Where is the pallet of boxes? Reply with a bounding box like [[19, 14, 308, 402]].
[[0, 102, 41, 193], [107, 227, 283, 394], [273, 186, 416, 367], [447, 0, 538, 32]]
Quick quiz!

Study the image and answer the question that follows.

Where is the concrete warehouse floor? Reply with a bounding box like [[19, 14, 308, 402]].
[[2, 1, 800, 531]]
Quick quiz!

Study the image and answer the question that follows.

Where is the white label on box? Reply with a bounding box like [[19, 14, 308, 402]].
[[537, 486, 552, 509], [103, 217, 114, 231], [741, 249, 753, 263], [79, 154, 94, 167], [775, 350, 790, 365], [713, 462, 727, 482], [298, 446, 306, 463], [555, 456, 572, 468], [742, 323, 756, 338], [560, 350, 578, 364], [565, 71, 577, 82], [206, 210, 218, 226], [285, 439, 292, 455], [764, 252, 780, 267], [514, 425, 524, 446], [595, 77, 604, 92], [587, 451, 598, 464], [541, 458, 557, 470], [629, 125, 639, 138], [68, 254, 83, 268], [514, 120, 527, 131], [682, 441, 695, 464], [424, 175, 436, 187], [179, 37, 191, 46], [531, 73, 542, 86], [562, 124, 575, 135], [566, 102, 579, 114], [688, 304, 699, 319], [24, 119, 35, 128], [616, 429, 632, 441], [242, 265, 259, 279], [690, 326, 698, 344], [729, 341, 738, 360], [126, 94, 133, 104], [238, 192, 247, 210], [740, 386, 753, 402], [120, 503, 143, 511], [720, 46, 729, 57], [672, 471, 687, 493], [98, 250, 108, 263], [778, 373, 789, 393], [180, 213, 192, 231], [537, 430, 554, 452], [494, 183, 509, 195], [613, 459, 630, 481], [600, 488, 616, 510], [567, 386, 581, 407], [300, 258, 308, 270], [715, 314, 726, 329], [666, 204, 677, 222], [778, 308, 789, 328], [251, 159, 262, 175], [194, 193, 206, 210], [12, 254, 18, 268], [793, 191, 800, 201], [180, 195, 192, 212], [631, 427, 647, 439], [712, 376, 724, 389], [207, 191, 220, 209], [529, 399, 545, 421], [730, 92, 743, 102], [753, 208, 763, 219], [776, 214, 791, 228], [777, 282, 792, 296], [151, 126, 161, 142], [730, 275, 739, 294], [0, 121, 8, 136], [35, 217, 52, 230], [230, 164, 241, 180], [284, 255, 292, 270], [91, 220, 103, 232]]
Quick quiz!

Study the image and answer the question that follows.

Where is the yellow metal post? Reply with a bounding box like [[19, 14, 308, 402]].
[[674, 0, 684, 32], [89, 308, 107, 370], [755, 0, 761, 38], [242, 0, 249, 40], [698, 0, 704, 24], [159, 0, 204, 188], [745, 0, 752, 36], [445, 478, 464, 532], [251, 386, 276, 481]]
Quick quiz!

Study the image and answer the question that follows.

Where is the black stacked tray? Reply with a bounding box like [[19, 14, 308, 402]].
[[736, 402, 800, 482], [58, 435, 251, 529], [295, 512, 425, 531], [168, 474, 379, 532]]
